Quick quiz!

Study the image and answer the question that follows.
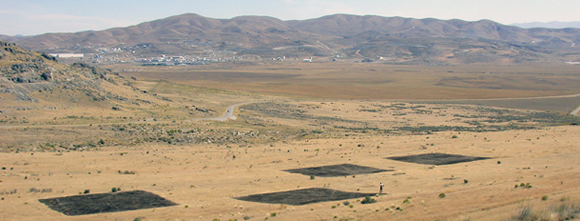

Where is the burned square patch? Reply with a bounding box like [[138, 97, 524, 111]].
[[39, 190, 177, 216], [235, 188, 375, 205], [284, 163, 391, 177], [386, 153, 490, 165]]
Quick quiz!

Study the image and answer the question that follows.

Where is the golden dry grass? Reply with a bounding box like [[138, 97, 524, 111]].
[[2, 98, 580, 220], [2, 62, 580, 220], [110, 63, 580, 100], [1, 124, 579, 220]]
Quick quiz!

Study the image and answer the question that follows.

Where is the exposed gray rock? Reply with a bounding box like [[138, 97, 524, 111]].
[[40, 71, 53, 81]]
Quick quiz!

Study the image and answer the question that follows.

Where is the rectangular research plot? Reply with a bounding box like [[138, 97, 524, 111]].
[[284, 163, 392, 177], [39, 190, 177, 216], [386, 153, 491, 165], [235, 188, 376, 205]]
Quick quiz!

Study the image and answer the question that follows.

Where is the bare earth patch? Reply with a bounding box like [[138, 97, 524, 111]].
[[386, 153, 491, 165], [284, 163, 392, 177], [38, 190, 177, 216], [235, 188, 375, 205]]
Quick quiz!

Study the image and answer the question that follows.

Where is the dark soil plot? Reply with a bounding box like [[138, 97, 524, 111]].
[[284, 163, 392, 177], [235, 188, 375, 205], [38, 190, 177, 216], [386, 153, 491, 165]]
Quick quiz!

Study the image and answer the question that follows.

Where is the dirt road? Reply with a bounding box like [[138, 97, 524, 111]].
[[188, 101, 257, 122], [0, 102, 258, 129]]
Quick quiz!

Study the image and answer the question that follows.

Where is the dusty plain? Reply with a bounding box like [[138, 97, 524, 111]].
[[2, 62, 580, 221]]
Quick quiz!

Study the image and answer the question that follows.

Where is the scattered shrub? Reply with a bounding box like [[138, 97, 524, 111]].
[[361, 196, 377, 204], [438, 193, 446, 198], [118, 170, 135, 175], [542, 195, 548, 201], [28, 188, 52, 193]]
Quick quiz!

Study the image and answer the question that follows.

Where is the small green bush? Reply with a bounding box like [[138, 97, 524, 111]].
[[438, 193, 446, 198], [361, 196, 377, 204], [542, 195, 548, 201]]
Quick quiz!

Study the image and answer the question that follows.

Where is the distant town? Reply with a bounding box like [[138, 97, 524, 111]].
[[47, 42, 359, 65]]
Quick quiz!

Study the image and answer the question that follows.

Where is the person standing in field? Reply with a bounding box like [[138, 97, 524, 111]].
[[380, 183, 384, 194]]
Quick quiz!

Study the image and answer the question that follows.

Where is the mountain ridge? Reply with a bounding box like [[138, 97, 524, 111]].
[[3, 13, 580, 64]]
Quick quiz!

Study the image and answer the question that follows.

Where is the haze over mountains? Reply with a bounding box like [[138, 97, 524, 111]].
[[511, 21, 580, 29], [2, 13, 580, 64]]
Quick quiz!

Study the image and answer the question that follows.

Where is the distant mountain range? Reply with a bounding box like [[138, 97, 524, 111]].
[[2, 13, 580, 64], [511, 21, 580, 29]]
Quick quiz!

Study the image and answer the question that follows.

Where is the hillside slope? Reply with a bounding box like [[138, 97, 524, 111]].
[[0, 41, 277, 151], [4, 14, 580, 64], [0, 40, 221, 126], [1, 40, 138, 104]]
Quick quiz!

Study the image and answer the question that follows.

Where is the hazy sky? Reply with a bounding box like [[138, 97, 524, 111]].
[[1, 0, 579, 36]]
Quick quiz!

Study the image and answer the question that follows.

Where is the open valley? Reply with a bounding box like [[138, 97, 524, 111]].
[[2, 33, 580, 220]]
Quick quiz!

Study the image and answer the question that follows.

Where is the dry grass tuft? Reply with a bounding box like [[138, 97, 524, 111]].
[[509, 203, 580, 221]]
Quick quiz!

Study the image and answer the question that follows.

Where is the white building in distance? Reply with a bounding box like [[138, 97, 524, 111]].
[[49, 53, 84, 58]]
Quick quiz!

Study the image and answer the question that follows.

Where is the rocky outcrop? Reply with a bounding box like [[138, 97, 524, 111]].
[[0, 41, 134, 103]]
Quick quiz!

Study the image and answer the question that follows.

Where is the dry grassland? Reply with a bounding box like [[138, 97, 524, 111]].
[[111, 63, 580, 101], [0, 77, 274, 150], [2, 63, 580, 220], [1, 123, 579, 220], [414, 96, 580, 113], [2, 98, 580, 221]]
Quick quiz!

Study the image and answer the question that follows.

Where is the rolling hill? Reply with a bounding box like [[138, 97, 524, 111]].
[[0, 40, 188, 117], [3, 13, 580, 64]]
